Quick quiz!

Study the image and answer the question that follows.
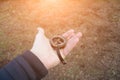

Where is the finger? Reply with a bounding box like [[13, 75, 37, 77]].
[[62, 29, 74, 39], [76, 32, 82, 38], [63, 33, 82, 56], [64, 37, 79, 56], [67, 32, 75, 40]]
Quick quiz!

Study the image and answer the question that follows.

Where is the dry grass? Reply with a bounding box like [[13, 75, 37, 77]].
[[0, 0, 120, 80]]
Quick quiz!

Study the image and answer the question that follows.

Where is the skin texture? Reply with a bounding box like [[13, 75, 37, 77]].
[[31, 28, 82, 69]]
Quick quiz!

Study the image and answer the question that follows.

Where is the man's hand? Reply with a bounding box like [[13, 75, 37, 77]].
[[31, 28, 82, 69]]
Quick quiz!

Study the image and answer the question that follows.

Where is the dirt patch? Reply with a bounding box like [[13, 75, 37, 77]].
[[0, 0, 120, 80]]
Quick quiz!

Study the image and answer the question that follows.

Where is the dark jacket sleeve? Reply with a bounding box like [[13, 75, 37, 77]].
[[0, 51, 48, 80]]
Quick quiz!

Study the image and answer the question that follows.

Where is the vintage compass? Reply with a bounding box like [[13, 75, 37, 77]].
[[50, 35, 67, 64]]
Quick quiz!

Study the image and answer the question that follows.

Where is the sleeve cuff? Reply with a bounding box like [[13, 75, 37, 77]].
[[22, 50, 48, 79]]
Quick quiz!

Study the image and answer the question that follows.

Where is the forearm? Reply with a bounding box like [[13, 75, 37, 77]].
[[0, 51, 48, 80]]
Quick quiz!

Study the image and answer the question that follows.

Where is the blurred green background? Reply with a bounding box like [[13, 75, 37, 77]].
[[0, 0, 120, 80]]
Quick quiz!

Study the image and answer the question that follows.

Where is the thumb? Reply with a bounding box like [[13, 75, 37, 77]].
[[36, 27, 49, 41], [36, 27, 45, 37], [37, 27, 44, 35]]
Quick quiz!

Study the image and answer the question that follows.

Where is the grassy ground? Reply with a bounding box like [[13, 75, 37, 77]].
[[0, 0, 120, 80]]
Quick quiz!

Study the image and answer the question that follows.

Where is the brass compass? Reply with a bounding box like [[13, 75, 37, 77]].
[[50, 35, 67, 64]]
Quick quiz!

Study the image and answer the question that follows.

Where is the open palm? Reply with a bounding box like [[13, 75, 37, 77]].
[[31, 28, 82, 69]]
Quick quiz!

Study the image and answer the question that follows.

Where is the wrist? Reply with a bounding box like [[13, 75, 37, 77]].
[[30, 49, 50, 70], [22, 50, 48, 78]]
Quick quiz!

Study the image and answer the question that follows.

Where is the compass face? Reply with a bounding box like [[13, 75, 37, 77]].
[[50, 35, 66, 48]]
